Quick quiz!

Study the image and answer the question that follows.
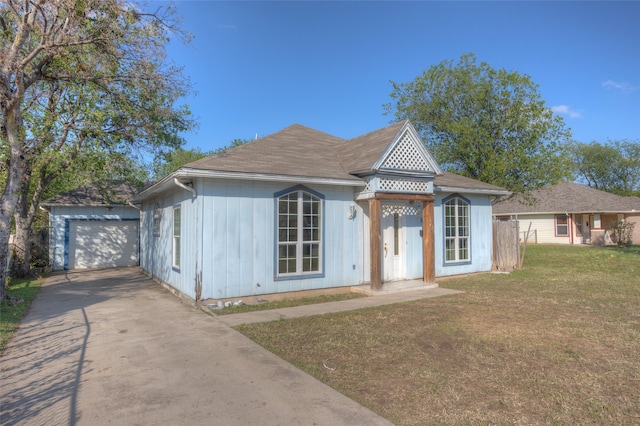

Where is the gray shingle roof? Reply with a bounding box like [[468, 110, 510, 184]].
[[337, 121, 407, 173], [492, 181, 640, 214], [135, 121, 509, 200], [435, 172, 510, 194], [41, 181, 139, 207], [184, 124, 357, 181]]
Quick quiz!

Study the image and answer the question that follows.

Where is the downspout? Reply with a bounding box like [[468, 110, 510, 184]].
[[173, 177, 200, 303], [174, 178, 196, 197], [126, 201, 142, 268]]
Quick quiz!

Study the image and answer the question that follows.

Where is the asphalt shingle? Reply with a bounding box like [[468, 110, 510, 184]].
[[492, 181, 640, 214]]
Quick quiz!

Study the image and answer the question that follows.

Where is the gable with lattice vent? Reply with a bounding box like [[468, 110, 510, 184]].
[[374, 125, 442, 174], [383, 131, 432, 170]]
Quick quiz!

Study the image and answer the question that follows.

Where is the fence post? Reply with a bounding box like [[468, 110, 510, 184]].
[[493, 220, 520, 272]]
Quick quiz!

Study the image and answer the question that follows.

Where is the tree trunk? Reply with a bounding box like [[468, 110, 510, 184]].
[[11, 162, 51, 279], [0, 108, 27, 300], [0, 225, 12, 302], [11, 189, 34, 279]]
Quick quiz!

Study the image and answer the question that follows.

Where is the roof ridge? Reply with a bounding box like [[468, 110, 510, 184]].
[[345, 119, 407, 143]]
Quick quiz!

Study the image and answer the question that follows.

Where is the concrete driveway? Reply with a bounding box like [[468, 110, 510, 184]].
[[0, 268, 391, 425]]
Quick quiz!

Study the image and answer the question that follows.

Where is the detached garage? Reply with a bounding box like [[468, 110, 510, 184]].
[[42, 182, 140, 271]]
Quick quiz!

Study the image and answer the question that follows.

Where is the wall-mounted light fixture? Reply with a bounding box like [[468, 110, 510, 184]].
[[347, 203, 356, 220]]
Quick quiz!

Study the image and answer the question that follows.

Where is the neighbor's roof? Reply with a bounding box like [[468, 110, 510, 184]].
[[41, 181, 140, 208], [492, 181, 640, 215]]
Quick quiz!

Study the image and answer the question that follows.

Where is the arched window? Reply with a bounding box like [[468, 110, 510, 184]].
[[276, 188, 323, 277], [444, 196, 470, 263]]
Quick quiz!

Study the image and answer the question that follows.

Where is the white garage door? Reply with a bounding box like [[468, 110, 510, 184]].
[[68, 221, 139, 269]]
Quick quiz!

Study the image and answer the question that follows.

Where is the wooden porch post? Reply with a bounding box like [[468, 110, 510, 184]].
[[369, 198, 382, 290], [423, 198, 435, 283]]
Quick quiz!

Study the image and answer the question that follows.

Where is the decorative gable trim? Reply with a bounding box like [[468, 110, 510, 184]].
[[372, 121, 443, 175]]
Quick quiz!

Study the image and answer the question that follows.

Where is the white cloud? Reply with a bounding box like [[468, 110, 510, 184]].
[[602, 80, 637, 92], [551, 105, 582, 118]]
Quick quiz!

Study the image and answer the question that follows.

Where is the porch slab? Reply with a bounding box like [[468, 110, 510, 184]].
[[351, 279, 439, 296]]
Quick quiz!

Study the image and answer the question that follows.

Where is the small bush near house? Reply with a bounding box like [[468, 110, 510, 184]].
[[0, 278, 42, 355], [610, 220, 635, 246]]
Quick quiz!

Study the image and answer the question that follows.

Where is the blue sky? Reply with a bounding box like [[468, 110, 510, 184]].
[[153, 1, 640, 151]]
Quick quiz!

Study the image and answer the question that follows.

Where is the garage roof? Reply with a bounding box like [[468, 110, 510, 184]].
[[41, 181, 140, 208]]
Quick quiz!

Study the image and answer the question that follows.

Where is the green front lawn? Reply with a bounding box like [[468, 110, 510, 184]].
[[0, 277, 42, 355], [237, 245, 640, 425]]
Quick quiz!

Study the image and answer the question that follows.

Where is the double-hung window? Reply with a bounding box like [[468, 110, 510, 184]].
[[173, 205, 181, 269], [153, 204, 162, 237], [555, 215, 569, 236], [276, 188, 322, 277], [444, 196, 470, 263]]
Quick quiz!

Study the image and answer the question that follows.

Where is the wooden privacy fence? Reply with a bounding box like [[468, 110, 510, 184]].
[[493, 220, 520, 272]]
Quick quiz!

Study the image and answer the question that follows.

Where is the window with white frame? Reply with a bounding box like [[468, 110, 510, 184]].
[[153, 204, 162, 237], [173, 205, 181, 268], [444, 196, 470, 263], [276, 189, 322, 277], [555, 215, 569, 236]]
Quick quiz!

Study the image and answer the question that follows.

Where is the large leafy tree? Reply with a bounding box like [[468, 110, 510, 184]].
[[153, 147, 213, 180], [0, 0, 196, 299], [570, 140, 640, 196], [384, 53, 573, 194]]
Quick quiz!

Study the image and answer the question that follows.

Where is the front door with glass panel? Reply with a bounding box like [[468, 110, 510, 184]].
[[383, 211, 404, 282]]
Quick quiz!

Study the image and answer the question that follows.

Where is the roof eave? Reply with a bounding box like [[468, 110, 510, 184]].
[[350, 168, 440, 178], [40, 202, 139, 208], [134, 168, 365, 201], [435, 185, 512, 196], [494, 209, 640, 215]]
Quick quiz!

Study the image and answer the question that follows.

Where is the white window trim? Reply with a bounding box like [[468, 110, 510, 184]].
[[276, 189, 323, 278], [172, 205, 181, 269], [444, 196, 470, 263]]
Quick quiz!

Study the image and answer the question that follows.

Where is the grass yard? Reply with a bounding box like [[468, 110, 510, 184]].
[[237, 245, 640, 425], [0, 277, 42, 355]]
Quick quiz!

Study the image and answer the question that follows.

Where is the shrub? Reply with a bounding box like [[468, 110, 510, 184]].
[[610, 220, 635, 246]]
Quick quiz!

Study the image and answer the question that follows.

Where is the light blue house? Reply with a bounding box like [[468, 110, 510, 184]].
[[135, 121, 509, 301]]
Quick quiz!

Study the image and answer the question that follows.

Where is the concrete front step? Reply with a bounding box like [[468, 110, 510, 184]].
[[352, 280, 439, 296]]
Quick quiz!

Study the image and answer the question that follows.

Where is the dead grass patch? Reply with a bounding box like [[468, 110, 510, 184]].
[[237, 245, 640, 425]]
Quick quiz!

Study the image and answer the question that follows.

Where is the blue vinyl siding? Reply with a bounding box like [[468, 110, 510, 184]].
[[141, 178, 360, 300], [403, 212, 424, 279], [139, 178, 496, 300], [434, 192, 494, 277]]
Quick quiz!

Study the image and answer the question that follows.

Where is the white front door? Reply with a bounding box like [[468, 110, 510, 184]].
[[383, 212, 404, 282]]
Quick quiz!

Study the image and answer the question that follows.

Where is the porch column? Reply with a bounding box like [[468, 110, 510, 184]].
[[423, 198, 435, 283], [369, 198, 382, 290]]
